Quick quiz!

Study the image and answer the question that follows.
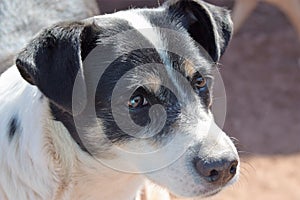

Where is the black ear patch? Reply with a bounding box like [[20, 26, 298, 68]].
[[165, 0, 233, 62], [16, 21, 101, 113]]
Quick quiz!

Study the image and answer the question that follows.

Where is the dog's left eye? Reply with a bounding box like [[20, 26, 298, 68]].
[[128, 95, 149, 109]]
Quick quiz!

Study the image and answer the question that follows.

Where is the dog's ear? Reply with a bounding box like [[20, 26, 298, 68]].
[[165, 0, 233, 62], [16, 21, 100, 113]]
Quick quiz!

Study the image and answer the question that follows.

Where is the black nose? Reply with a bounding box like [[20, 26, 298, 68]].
[[195, 158, 238, 184]]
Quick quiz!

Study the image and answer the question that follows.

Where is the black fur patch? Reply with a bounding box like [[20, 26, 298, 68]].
[[94, 48, 181, 142]]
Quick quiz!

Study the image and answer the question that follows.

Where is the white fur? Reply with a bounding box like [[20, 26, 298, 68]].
[[99, 8, 166, 52], [144, 106, 239, 198]]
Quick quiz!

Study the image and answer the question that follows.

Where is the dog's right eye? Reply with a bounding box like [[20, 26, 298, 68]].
[[192, 72, 207, 93]]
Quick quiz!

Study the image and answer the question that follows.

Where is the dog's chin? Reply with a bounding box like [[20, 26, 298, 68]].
[[169, 188, 222, 200], [201, 188, 222, 198], [169, 176, 239, 199]]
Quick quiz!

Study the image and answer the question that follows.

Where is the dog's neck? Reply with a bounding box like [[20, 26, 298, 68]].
[[49, 103, 90, 153], [45, 119, 144, 200], [0, 66, 144, 200]]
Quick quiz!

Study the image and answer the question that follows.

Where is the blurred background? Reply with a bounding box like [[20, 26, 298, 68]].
[[97, 0, 300, 199]]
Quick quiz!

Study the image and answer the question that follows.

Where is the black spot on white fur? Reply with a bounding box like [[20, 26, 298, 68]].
[[8, 116, 20, 142]]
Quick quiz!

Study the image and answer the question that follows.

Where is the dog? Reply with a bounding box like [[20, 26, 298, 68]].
[[232, 0, 300, 38], [0, 0, 239, 199], [0, 0, 99, 73]]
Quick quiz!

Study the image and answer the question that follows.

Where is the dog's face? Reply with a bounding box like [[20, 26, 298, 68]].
[[15, 0, 239, 198]]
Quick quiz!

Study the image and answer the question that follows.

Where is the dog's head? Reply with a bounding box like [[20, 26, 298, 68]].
[[16, 0, 239, 198]]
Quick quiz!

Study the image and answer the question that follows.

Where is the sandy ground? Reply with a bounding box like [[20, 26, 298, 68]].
[[211, 154, 300, 200]]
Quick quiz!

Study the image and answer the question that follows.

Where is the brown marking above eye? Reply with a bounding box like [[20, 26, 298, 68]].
[[144, 75, 161, 94], [183, 59, 196, 79]]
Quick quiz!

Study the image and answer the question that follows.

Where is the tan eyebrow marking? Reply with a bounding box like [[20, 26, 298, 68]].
[[143, 74, 161, 93], [183, 59, 196, 78]]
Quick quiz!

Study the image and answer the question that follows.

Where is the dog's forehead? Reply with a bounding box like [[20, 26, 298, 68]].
[[91, 8, 214, 80]]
